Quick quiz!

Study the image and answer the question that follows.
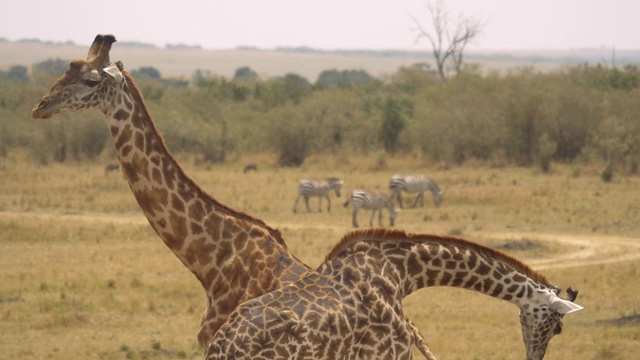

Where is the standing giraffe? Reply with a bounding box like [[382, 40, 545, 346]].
[[31, 33, 312, 350], [206, 228, 582, 360], [30, 34, 436, 359]]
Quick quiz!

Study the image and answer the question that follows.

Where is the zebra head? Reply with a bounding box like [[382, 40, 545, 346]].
[[327, 178, 344, 197], [389, 207, 400, 226], [428, 179, 443, 207], [434, 190, 443, 207]]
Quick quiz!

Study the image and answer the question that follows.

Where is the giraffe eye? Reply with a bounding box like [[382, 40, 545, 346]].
[[84, 79, 100, 87]]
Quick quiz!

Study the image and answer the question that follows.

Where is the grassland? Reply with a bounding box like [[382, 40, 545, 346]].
[[0, 152, 639, 359]]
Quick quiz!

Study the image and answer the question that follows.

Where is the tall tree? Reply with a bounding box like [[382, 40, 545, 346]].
[[411, 0, 483, 80]]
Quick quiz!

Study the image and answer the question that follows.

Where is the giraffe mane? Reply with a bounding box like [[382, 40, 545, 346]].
[[121, 70, 290, 249], [325, 228, 550, 286]]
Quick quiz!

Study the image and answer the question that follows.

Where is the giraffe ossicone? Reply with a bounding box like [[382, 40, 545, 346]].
[[31, 34, 436, 359]]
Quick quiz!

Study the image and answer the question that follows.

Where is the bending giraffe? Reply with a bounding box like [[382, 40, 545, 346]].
[[206, 229, 583, 360], [31, 34, 436, 359]]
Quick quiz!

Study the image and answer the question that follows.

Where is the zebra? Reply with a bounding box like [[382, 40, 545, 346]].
[[292, 178, 344, 213], [388, 174, 442, 208], [343, 190, 399, 228]]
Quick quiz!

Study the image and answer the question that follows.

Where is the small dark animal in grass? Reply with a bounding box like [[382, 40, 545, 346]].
[[104, 163, 120, 174], [243, 163, 258, 173]]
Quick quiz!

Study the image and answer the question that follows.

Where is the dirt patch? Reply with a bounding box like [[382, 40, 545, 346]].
[[600, 314, 640, 326], [494, 238, 542, 252], [0, 295, 21, 304]]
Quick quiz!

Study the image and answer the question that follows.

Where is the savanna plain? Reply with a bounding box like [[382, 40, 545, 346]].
[[0, 151, 638, 360]]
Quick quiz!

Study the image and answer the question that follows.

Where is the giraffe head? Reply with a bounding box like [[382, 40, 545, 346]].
[[519, 287, 582, 360], [32, 34, 124, 119]]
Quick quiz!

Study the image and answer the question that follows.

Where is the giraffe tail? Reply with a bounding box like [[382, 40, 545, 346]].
[[407, 319, 438, 360]]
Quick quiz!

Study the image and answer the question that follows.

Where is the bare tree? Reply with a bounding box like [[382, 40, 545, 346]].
[[411, 0, 484, 80]]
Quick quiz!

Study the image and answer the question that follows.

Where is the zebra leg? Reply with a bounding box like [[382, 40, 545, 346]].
[[369, 209, 377, 227], [293, 194, 301, 213], [397, 193, 405, 209], [304, 196, 312, 212], [317, 196, 323, 212], [352, 208, 359, 228], [412, 192, 424, 208], [378, 208, 384, 226], [326, 195, 331, 212]]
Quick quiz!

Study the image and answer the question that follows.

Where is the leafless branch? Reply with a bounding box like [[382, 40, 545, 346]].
[[410, 0, 484, 79]]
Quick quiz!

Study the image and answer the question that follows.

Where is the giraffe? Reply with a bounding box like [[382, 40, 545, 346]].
[[31, 33, 312, 350], [30, 34, 436, 359], [206, 228, 583, 360]]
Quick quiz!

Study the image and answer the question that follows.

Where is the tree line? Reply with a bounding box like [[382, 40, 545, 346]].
[[1, 58, 639, 178]]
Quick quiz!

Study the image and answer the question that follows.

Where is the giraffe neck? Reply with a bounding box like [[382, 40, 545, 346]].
[[328, 229, 554, 309], [100, 71, 304, 290]]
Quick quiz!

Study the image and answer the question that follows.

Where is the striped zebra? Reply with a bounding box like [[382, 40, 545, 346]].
[[293, 178, 344, 213], [388, 174, 443, 209], [343, 190, 399, 228]]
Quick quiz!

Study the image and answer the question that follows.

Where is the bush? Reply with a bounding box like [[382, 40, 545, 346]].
[[266, 107, 313, 167], [600, 163, 614, 182], [2, 59, 639, 173], [379, 97, 405, 154]]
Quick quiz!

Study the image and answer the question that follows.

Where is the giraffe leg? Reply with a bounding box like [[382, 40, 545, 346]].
[[407, 318, 438, 360]]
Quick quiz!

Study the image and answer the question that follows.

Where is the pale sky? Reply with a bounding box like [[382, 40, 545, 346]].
[[1, 0, 638, 51]]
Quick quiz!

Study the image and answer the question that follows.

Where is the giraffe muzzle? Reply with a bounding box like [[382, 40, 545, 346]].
[[32, 99, 52, 119]]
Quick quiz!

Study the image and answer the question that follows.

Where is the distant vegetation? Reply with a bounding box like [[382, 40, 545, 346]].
[[1, 56, 639, 178]]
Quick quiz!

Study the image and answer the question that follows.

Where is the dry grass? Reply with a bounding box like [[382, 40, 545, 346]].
[[0, 153, 639, 359]]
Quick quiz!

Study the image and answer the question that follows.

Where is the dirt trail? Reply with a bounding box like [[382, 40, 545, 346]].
[[2, 210, 638, 270], [473, 231, 640, 270]]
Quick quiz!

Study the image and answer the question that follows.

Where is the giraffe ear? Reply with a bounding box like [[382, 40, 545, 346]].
[[549, 296, 584, 314], [103, 63, 124, 83]]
